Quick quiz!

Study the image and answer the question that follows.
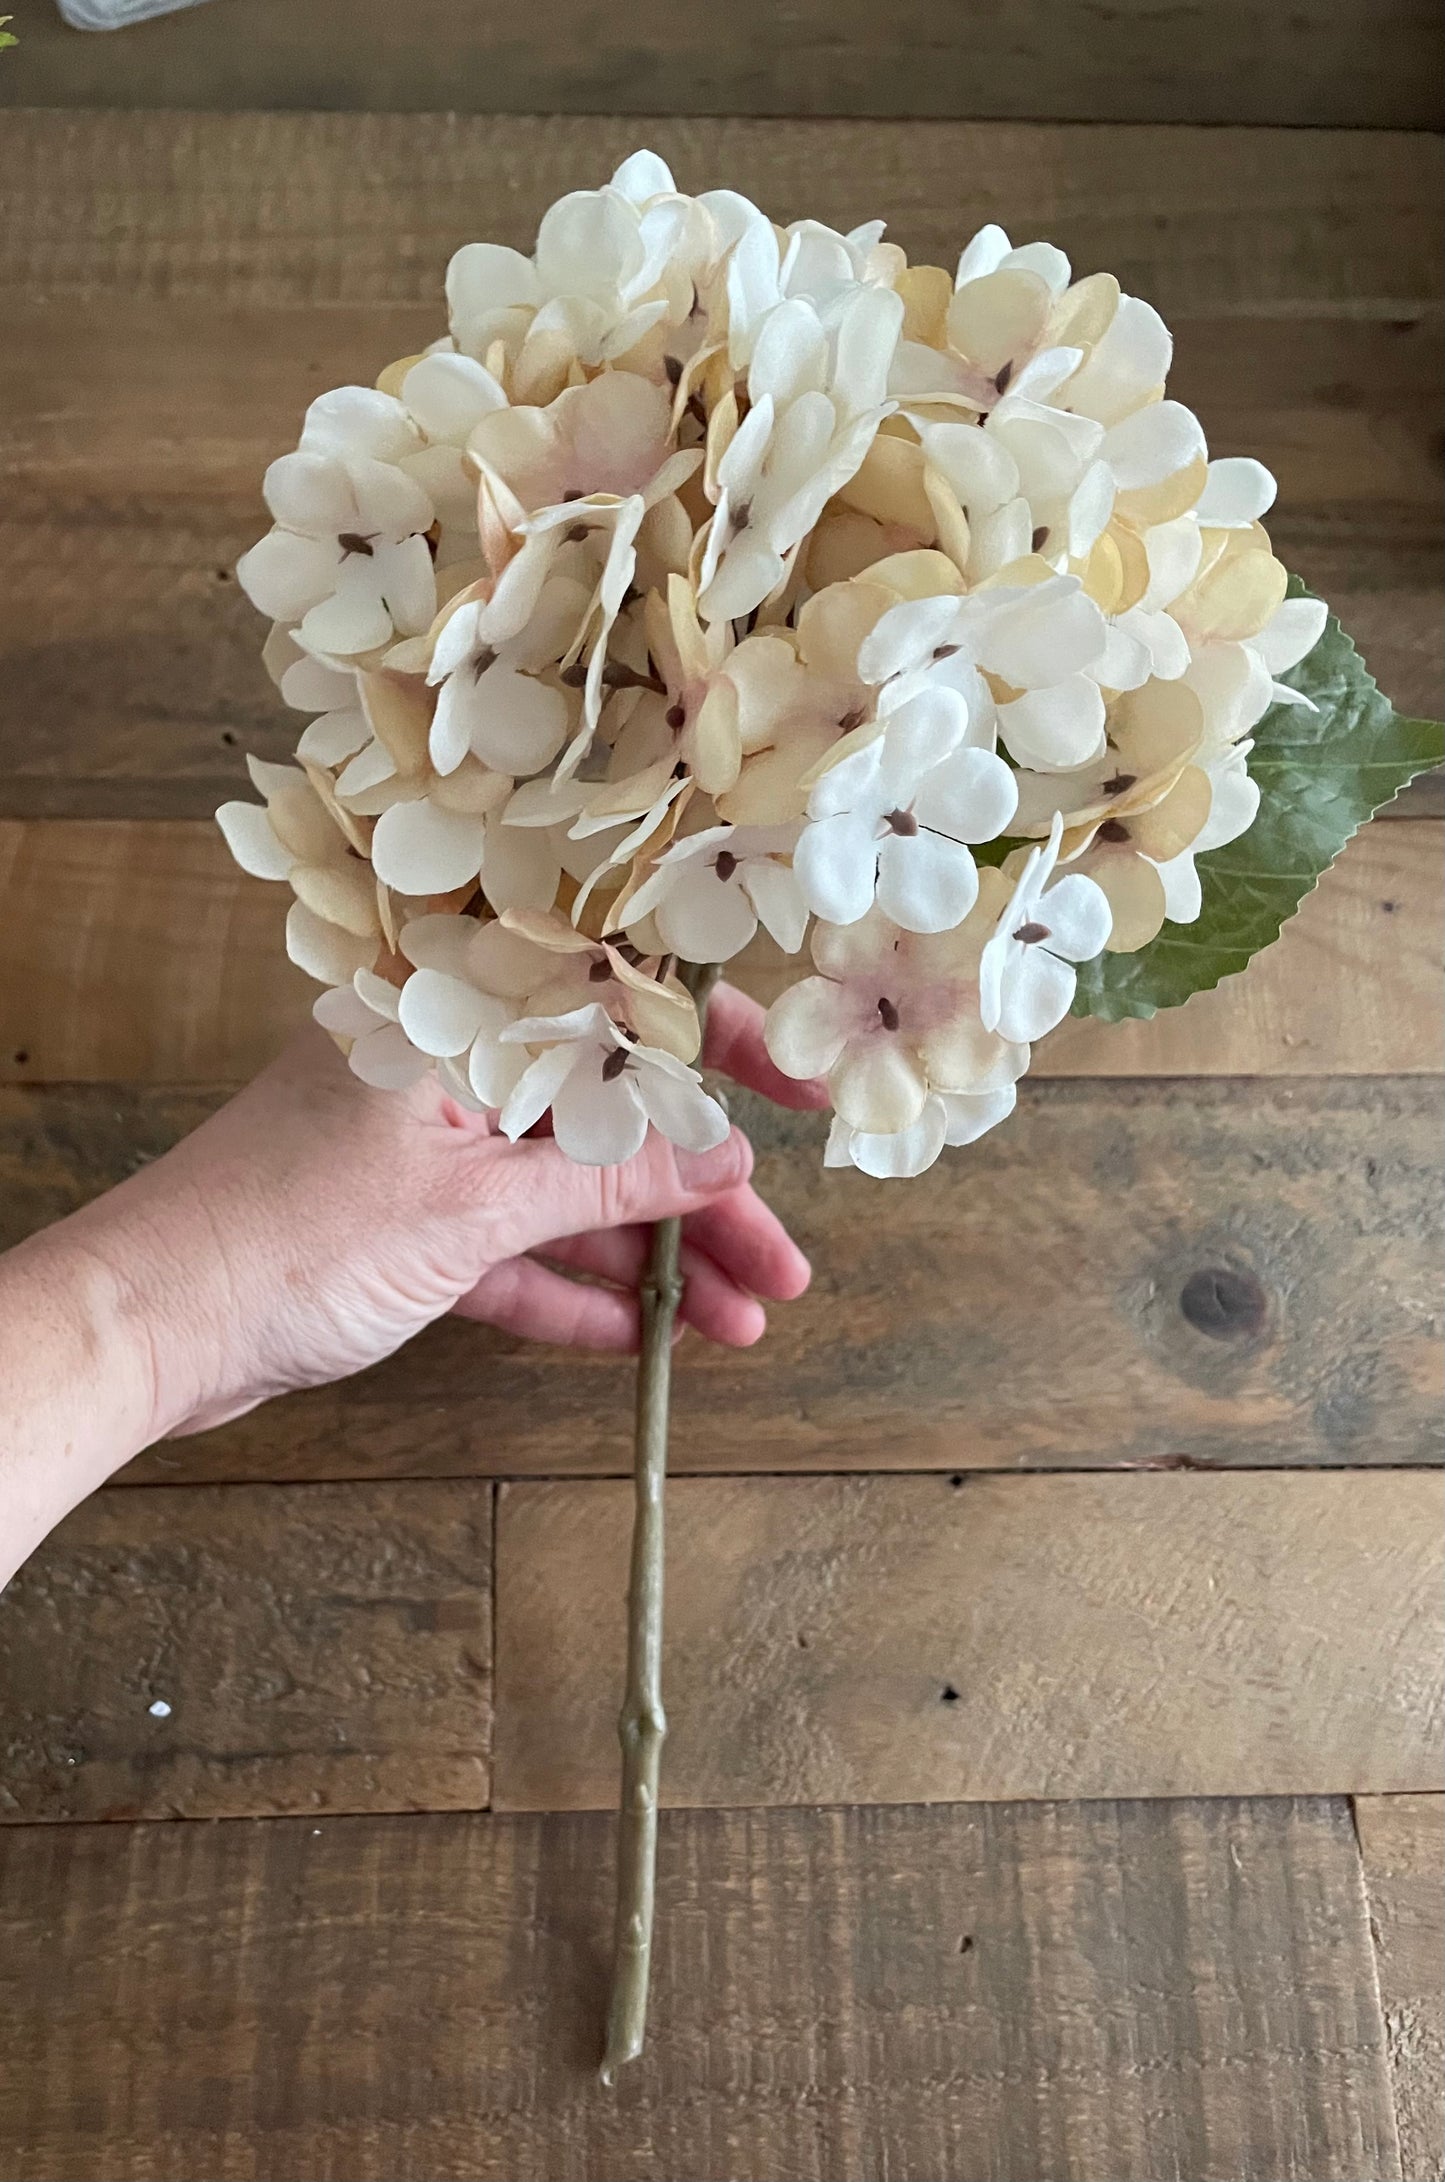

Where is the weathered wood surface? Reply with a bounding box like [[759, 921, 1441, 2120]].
[[1, 306, 1437, 819], [1, 819, 1437, 1085], [0, 113, 1438, 817], [1, 1077, 1438, 1486], [4, 0, 1441, 128], [3, 112, 1437, 316], [493, 1471, 1445, 1811], [0, 1798, 1403, 2182], [1357, 1794, 1445, 2182], [0, 1481, 492, 1822]]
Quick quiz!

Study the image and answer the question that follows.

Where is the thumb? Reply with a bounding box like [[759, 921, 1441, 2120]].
[[484, 1124, 753, 1257]]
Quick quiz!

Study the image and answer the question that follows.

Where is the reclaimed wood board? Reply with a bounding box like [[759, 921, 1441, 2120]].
[[3, 0, 1441, 128], [0, 1076, 1439, 1486], [0, 819, 1437, 1085], [0, 1480, 492, 1822], [1, 301, 1437, 817], [2, 111, 1437, 319], [1357, 1794, 1445, 2182], [493, 1470, 1445, 1811], [0, 1797, 1404, 2182]]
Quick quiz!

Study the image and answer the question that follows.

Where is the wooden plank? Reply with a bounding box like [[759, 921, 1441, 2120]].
[[1, 1077, 1439, 1487], [493, 1471, 1445, 1810], [3, 0, 1441, 127], [0, 1481, 492, 1822], [0, 818, 1436, 1084], [2, 112, 1439, 319], [0, 1798, 1403, 2181], [1, 304, 1436, 818], [1356, 1794, 1445, 2182]]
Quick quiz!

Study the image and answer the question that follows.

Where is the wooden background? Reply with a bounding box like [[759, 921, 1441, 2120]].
[[0, 7, 1442, 2178]]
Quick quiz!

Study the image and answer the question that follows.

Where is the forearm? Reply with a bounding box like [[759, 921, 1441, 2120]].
[[0, 1192, 201, 1588]]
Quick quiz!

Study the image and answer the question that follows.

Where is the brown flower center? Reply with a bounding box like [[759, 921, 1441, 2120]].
[[601, 1046, 630, 1081], [589, 956, 613, 983], [877, 995, 901, 1031], [665, 702, 687, 731], [1098, 818, 1131, 844], [1013, 921, 1051, 945], [337, 532, 375, 558], [714, 850, 738, 881], [1102, 772, 1137, 796], [885, 808, 919, 835]]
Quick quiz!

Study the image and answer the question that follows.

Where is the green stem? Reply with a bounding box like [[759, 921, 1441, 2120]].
[[600, 960, 720, 2084]]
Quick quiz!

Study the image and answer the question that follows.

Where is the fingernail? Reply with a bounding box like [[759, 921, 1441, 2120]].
[[676, 1131, 748, 1192]]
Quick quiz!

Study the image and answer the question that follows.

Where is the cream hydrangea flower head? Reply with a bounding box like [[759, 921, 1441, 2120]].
[[220, 150, 1335, 1172]]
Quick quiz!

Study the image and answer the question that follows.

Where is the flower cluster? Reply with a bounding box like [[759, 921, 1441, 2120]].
[[221, 151, 1326, 1174]]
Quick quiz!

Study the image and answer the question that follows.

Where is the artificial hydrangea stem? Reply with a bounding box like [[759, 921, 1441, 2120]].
[[600, 959, 721, 2085]]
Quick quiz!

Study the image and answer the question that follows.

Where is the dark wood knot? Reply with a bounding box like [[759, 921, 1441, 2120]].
[[1179, 1266, 1269, 1341]]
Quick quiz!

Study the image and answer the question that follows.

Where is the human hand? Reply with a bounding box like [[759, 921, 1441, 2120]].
[[66, 984, 826, 1442]]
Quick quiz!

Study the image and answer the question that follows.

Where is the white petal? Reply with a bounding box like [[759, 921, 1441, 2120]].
[[301, 386, 421, 465], [831, 1035, 928, 1133], [847, 1098, 950, 1179], [1195, 457, 1276, 528], [1251, 595, 1328, 676], [743, 858, 811, 954], [216, 801, 291, 880], [1064, 294, 1173, 427], [656, 868, 760, 963], [912, 745, 1019, 843], [875, 830, 979, 933], [297, 566, 392, 659], [236, 528, 339, 622], [314, 984, 381, 1039], [955, 224, 1011, 286], [498, 1043, 582, 1142], [749, 299, 830, 408], [297, 705, 372, 767], [765, 975, 859, 1078], [875, 688, 968, 800], [977, 580, 1106, 687], [349, 1020, 432, 1090], [371, 799, 485, 894], [858, 595, 960, 687], [919, 420, 1019, 516], [399, 912, 479, 975], [1194, 763, 1260, 852], [471, 666, 570, 774], [996, 944, 1076, 1043], [263, 451, 357, 533], [1103, 401, 1207, 490], [611, 148, 676, 201], [634, 1058, 731, 1153], [554, 1058, 649, 1166], [372, 535, 439, 637], [468, 1029, 530, 1109], [997, 677, 1106, 771], [795, 813, 881, 925], [1154, 850, 1203, 923], [1039, 871, 1113, 962], [937, 1081, 1017, 1146], [398, 968, 491, 1057], [286, 900, 373, 984], [402, 352, 506, 442]]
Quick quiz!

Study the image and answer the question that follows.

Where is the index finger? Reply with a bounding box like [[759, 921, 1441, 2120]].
[[703, 982, 830, 1111]]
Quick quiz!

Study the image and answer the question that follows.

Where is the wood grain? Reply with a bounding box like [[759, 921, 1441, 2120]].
[[1, 1077, 1438, 1486], [4, 0, 1442, 127], [493, 1471, 1445, 1811], [0, 1481, 492, 1822], [1357, 1795, 1445, 2182], [2, 112, 1439, 317], [0, 819, 1437, 1084], [1, 303, 1436, 817], [0, 1798, 1403, 2182]]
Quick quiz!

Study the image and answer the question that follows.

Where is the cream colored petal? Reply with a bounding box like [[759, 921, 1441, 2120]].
[[831, 1036, 928, 1134], [1086, 851, 1169, 952]]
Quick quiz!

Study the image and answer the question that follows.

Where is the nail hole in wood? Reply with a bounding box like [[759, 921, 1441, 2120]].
[[940, 1683, 961, 1704]]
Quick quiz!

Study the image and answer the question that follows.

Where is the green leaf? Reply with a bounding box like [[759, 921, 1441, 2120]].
[[0, 16, 15, 49], [1071, 578, 1443, 1021]]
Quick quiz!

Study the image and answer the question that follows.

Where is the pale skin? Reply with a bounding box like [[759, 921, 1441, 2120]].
[[0, 985, 827, 1591]]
